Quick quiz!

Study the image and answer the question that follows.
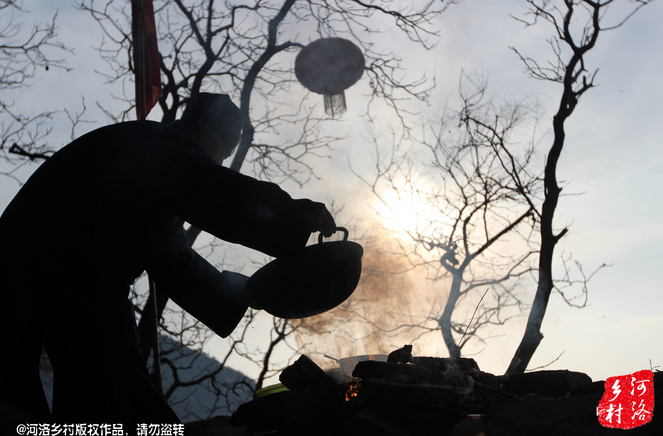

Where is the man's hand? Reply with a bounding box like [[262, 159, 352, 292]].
[[315, 205, 336, 237]]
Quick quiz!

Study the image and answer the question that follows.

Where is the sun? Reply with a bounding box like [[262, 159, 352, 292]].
[[372, 189, 434, 235]]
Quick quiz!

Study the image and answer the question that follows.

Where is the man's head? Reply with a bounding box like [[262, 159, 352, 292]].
[[181, 93, 243, 163]]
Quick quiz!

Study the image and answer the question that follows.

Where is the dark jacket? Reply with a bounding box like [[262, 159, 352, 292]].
[[0, 120, 324, 425]]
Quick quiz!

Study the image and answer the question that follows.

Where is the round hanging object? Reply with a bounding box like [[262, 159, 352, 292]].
[[295, 38, 365, 116]]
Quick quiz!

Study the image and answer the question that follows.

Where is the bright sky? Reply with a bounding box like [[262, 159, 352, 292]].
[[3, 0, 662, 384]]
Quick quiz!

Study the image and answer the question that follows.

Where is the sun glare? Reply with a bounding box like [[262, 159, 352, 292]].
[[374, 189, 433, 235]]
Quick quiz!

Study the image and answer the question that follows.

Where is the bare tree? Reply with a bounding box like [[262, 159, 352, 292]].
[[505, 0, 651, 375], [0, 0, 70, 179], [75, 0, 455, 416], [356, 72, 542, 358], [356, 0, 646, 368], [77, 0, 454, 182]]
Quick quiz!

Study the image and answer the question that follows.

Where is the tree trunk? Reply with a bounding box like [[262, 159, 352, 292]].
[[505, 109, 569, 375], [230, 0, 297, 173], [503, 0, 617, 374], [439, 270, 464, 359]]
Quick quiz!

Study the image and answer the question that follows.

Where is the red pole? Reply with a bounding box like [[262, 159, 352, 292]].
[[132, 0, 163, 396], [134, 0, 147, 120], [132, 0, 161, 120]]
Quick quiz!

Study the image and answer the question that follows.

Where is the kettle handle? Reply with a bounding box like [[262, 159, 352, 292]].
[[318, 227, 349, 244]]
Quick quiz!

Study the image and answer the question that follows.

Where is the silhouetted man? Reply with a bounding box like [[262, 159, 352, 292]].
[[0, 93, 335, 429]]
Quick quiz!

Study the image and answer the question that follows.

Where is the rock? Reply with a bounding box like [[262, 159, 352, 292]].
[[450, 418, 486, 436], [348, 408, 410, 436], [388, 345, 413, 364], [501, 370, 593, 399], [483, 393, 652, 436], [184, 416, 248, 436], [280, 354, 337, 390], [230, 387, 335, 433]]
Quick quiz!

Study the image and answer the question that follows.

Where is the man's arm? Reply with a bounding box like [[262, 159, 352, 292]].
[[108, 124, 336, 258], [145, 226, 250, 338]]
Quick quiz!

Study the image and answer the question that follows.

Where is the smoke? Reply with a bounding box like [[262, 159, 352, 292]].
[[289, 213, 533, 377], [293, 222, 436, 366]]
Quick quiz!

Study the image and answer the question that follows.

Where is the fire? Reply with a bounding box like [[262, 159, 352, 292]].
[[345, 379, 360, 402]]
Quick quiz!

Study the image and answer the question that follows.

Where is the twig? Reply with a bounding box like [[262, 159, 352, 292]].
[[453, 288, 489, 357], [526, 351, 565, 372]]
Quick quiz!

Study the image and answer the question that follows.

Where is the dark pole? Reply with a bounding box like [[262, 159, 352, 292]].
[[148, 279, 164, 395], [135, 0, 163, 395]]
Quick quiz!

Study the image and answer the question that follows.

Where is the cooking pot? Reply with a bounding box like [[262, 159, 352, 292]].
[[245, 227, 363, 319]]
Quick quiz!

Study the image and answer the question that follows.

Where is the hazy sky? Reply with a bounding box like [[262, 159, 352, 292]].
[[3, 0, 662, 382]]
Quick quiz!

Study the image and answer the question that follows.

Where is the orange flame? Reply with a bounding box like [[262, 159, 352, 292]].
[[345, 379, 360, 402]]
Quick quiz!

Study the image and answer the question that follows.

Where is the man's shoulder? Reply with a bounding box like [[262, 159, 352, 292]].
[[96, 120, 188, 139], [64, 120, 196, 157], [76, 120, 189, 140]]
